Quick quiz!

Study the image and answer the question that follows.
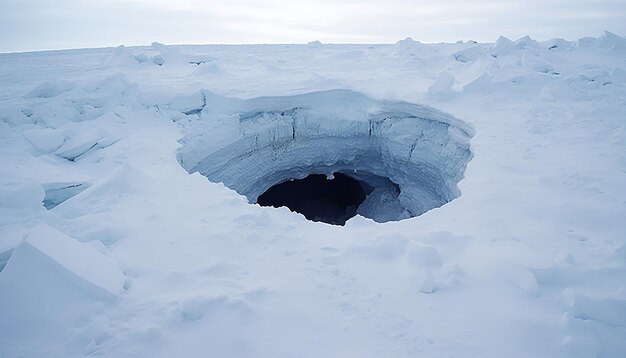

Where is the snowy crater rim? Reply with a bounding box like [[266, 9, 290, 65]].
[[175, 89, 474, 223]]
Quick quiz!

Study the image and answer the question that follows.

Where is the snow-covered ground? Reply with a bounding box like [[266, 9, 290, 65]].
[[1, 33, 626, 357]]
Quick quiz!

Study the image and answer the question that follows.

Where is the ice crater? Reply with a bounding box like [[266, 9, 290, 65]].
[[177, 90, 474, 225]]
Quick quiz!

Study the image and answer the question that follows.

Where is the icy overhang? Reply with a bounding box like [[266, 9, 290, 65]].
[[177, 89, 474, 223]]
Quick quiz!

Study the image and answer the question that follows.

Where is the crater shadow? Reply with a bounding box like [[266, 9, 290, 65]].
[[257, 173, 370, 225]]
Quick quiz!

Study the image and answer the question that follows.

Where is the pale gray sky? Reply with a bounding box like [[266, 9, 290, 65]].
[[1, 0, 625, 52]]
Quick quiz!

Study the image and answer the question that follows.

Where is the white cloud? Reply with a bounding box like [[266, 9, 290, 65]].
[[0, 0, 624, 52]]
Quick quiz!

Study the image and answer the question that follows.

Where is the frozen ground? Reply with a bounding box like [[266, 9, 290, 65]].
[[1, 33, 626, 357]]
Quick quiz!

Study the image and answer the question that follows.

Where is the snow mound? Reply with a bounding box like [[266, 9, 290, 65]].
[[149, 42, 214, 66], [428, 71, 456, 99], [22, 127, 67, 153], [25, 80, 75, 98], [490, 36, 516, 57], [515, 35, 539, 50], [393, 37, 423, 56], [0, 225, 125, 348], [579, 31, 626, 54], [0, 225, 125, 295], [453, 45, 486, 63], [168, 91, 206, 115], [0, 182, 44, 210]]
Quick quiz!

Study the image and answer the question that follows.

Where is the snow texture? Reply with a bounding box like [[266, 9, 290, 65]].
[[1, 33, 626, 357]]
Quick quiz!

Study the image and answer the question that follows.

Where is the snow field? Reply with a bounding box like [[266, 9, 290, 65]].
[[0, 33, 625, 357]]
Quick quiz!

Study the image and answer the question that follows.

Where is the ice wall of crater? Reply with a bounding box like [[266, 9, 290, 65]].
[[177, 90, 474, 223]]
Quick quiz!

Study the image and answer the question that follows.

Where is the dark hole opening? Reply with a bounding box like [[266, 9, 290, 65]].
[[257, 173, 369, 225]]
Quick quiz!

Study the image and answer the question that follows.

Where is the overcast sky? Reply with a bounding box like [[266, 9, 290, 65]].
[[1, 0, 625, 52]]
